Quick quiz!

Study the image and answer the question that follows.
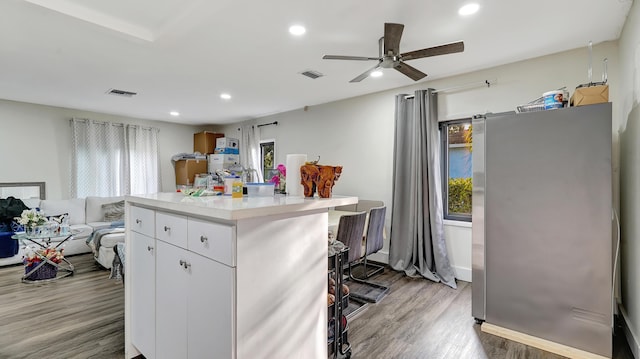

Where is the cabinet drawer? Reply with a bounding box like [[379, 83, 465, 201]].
[[156, 212, 188, 248], [188, 218, 235, 266], [130, 206, 155, 237]]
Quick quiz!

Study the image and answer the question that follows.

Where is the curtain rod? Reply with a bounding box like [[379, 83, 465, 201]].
[[70, 118, 159, 131], [257, 121, 278, 128], [404, 79, 496, 98], [433, 79, 495, 93]]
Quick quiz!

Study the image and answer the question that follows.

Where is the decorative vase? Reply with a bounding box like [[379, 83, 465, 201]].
[[25, 225, 36, 236]]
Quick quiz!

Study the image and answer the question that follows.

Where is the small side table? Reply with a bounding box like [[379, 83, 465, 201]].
[[12, 232, 76, 283]]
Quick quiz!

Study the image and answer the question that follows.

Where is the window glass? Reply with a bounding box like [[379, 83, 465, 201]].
[[441, 120, 472, 221], [260, 141, 275, 182]]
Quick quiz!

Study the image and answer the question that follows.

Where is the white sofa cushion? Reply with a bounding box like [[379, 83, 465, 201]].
[[70, 224, 93, 240], [87, 222, 114, 231], [85, 196, 125, 223], [22, 198, 41, 209], [40, 198, 86, 225]]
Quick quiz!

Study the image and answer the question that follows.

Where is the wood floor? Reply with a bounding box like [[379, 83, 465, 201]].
[[0, 254, 633, 359], [0, 254, 124, 359], [347, 270, 634, 359]]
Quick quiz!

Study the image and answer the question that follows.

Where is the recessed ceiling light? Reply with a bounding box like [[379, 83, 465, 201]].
[[458, 3, 479, 16], [289, 25, 306, 36], [170, 111, 180, 116], [220, 93, 232, 100], [370, 70, 383, 78]]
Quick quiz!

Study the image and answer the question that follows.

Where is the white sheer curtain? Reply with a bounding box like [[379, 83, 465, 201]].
[[71, 118, 160, 197], [127, 125, 160, 195], [239, 125, 264, 182]]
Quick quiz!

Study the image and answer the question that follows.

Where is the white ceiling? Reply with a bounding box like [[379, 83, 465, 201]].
[[0, 0, 632, 125]]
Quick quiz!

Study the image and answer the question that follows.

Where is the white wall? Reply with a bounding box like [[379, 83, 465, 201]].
[[0, 99, 204, 199], [617, 0, 640, 355], [219, 41, 620, 283]]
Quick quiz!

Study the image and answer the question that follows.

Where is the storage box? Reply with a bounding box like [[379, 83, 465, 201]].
[[174, 159, 208, 186], [570, 85, 609, 107], [246, 183, 275, 197], [194, 131, 224, 154], [214, 147, 240, 155], [208, 154, 240, 171], [216, 137, 239, 149]]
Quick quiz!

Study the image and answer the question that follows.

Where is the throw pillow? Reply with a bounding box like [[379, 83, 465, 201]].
[[47, 213, 69, 224], [102, 200, 125, 222]]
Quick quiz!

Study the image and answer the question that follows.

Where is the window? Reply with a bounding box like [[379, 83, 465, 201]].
[[260, 140, 275, 182], [440, 119, 472, 221], [70, 119, 160, 197]]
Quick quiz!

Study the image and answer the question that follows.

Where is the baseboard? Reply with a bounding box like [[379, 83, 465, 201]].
[[453, 265, 472, 282], [481, 322, 609, 359], [620, 304, 640, 358]]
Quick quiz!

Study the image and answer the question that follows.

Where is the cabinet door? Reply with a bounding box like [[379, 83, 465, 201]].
[[156, 241, 189, 359], [131, 232, 155, 358], [187, 252, 235, 359]]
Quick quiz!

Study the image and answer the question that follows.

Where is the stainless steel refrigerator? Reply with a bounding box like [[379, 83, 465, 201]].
[[471, 103, 613, 357]]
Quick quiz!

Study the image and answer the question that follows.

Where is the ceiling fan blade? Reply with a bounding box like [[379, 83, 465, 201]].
[[394, 62, 427, 81], [349, 65, 381, 83], [400, 41, 465, 61], [323, 55, 379, 61], [384, 23, 404, 55]]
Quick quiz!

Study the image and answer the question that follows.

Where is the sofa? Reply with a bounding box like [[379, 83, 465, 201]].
[[0, 196, 125, 269]]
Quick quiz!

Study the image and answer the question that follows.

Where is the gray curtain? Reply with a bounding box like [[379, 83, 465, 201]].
[[388, 89, 457, 289]]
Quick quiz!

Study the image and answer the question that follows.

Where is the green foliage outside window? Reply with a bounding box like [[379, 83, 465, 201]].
[[448, 177, 472, 214]]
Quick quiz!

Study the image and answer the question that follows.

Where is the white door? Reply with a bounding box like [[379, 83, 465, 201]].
[[187, 252, 235, 358], [156, 240, 189, 359], [131, 232, 156, 358]]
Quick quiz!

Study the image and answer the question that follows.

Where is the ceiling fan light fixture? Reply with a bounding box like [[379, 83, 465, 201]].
[[370, 70, 383, 78], [220, 93, 232, 100], [289, 25, 306, 36], [458, 3, 480, 16], [170, 111, 180, 116]]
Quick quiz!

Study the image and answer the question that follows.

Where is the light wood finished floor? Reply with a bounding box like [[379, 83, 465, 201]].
[[0, 254, 633, 359], [0, 254, 124, 359]]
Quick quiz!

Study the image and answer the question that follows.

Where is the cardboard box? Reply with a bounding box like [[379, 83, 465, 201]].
[[194, 131, 224, 154], [216, 137, 239, 149], [208, 154, 240, 171], [570, 85, 609, 107], [175, 159, 208, 186]]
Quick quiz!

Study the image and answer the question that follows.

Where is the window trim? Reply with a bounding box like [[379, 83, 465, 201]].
[[440, 118, 472, 222]]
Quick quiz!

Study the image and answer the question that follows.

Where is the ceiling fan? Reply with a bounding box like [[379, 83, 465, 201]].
[[323, 23, 464, 83]]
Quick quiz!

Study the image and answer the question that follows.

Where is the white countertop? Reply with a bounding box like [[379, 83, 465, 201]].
[[126, 192, 358, 220]]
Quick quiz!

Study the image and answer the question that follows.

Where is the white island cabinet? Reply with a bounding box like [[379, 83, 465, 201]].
[[124, 193, 357, 359]]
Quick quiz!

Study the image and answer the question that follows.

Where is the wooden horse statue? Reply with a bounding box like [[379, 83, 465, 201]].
[[300, 164, 342, 198]]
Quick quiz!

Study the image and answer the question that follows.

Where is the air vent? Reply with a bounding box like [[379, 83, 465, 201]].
[[106, 88, 137, 97], [300, 70, 323, 79]]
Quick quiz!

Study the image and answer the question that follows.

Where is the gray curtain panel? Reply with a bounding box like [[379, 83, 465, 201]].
[[389, 89, 457, 289]]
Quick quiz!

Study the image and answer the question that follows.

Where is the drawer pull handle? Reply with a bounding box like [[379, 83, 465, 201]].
[[179, 259, 191, 269], [200, 236, 208, 243], [136, 219, 142, 224], [147, 246, 154, 252], [164, 226, 170, 232]]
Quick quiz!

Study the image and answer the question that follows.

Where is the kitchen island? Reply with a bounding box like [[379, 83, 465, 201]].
[[124, 192, 357, 359]]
